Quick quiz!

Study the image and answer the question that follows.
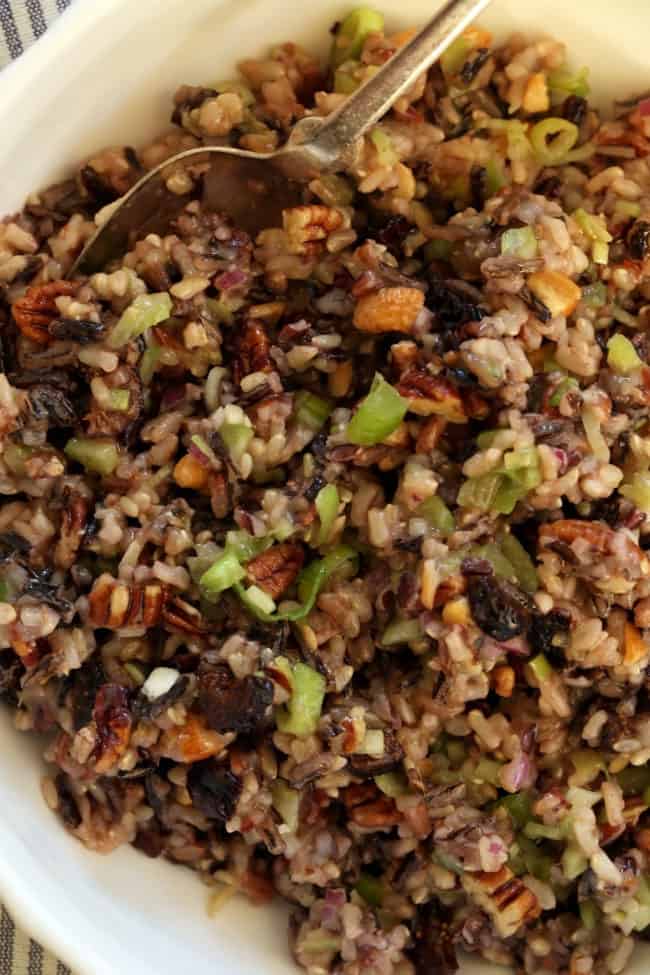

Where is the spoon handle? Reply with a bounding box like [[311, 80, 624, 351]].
[[292, 0, 492, 171]]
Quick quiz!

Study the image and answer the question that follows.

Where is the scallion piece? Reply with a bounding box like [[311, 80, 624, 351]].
[[501, 226, 538, 260], [315, 484, 339, 545], [276, 662, 326, 737], [200, 550, 246, 597], [355, 873, 384, 908], [330, 6, 384, 68], [530, 118, 579, 165], [64, 437, 119, 475], [346, 373, 408, 446], [607, 334, 642, 374], [416, 494, 455, 535], [295, 391, 332, 431], [108, 293, 172, 349]]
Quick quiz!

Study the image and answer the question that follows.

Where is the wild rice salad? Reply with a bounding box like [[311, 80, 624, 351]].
[[2, 9, 650, 974]]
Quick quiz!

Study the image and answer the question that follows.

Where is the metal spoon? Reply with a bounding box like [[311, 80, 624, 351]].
[[73, 0, 492, 275]]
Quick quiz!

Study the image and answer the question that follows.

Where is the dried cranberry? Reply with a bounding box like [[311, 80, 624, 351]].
[[562, 95, 588, 126], [628, 220, 650, 260], [198, 664, 273, 735], [187, 760, 241, 822], [467, 576, 533, 641], [410, 907, 458, 975], [70, 658, 106, 731], [529, 610, 570, 662]]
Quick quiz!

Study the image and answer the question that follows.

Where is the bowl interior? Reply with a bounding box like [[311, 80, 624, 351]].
[[0, 1, 649, 973]]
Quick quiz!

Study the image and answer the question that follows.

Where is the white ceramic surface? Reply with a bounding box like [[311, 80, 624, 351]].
[[0, 1, 649, 973]]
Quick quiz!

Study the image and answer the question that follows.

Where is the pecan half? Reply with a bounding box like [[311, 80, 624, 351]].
[[283, 204, 346, 255], [462, 867, 540, 938], [397, 367, 467, 422], [233, 320, 271, 385], [161, 595, 207, 636], [12, 281, 77, 344], [246, 542, 304, 599], [55, 491, 89, 570], [349, 796, 402, 829], [92, 684, 132, 774], [88, 575, 165, 629], [353, 286, 424, 334]]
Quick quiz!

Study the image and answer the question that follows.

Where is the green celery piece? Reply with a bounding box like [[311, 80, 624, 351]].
[[607, 334, 642, 374], [271, 780, 300, 830], [497, 792, 532, 830], [381, 618, 423, 646], [355, 873, 384, 908], [330, 7, 385, 68], [276, 662, 326, 737], [416, 495, 455, 535], [346, 373, 408, 446], [108, 293, 172, 349], [315, 484, 340, 545], [501, 226, 538, 260], [64, 438, 119, 475], [498, 532, 538, 593], [200, 550, 246, 596]]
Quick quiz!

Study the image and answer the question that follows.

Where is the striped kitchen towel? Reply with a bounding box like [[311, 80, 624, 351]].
[[0, 907, 71, 975], [0, 0, 72, 67]]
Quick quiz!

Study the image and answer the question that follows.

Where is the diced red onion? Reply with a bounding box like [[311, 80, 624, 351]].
[[161, 384, 188, 410], [188, 439, 212, 467], [637, 98, 650, 117], [500, 751, 536, 792], [216, 267, 247, 290]]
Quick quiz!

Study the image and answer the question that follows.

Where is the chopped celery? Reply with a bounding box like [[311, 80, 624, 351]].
[[108, 293, 172, 349], [485, 119, 532, 162], [224, 530, 268, 563], [517, 835, 552, 882], [219, 422, 254, 456], [581, 282, 607, 308], [64, 437, 119, 475], [424, 239, 453, 262], [242, 585, 277, 616], [369, 128, 397, 167], [493, 473, 534, 515], [530, 118, 579, 165], [503, 447, 539, 472], [276, 662, 326, 737], [200, 550, 246, 597], [375, 772, 409, 798], [476, 429, 500, 449], [315, 484, 339, 545], [569, 749, 605, 787], [108, 389, 130, 412], [593, 241, 609, 265], [548, 66, 590, 98], [236, 545, 358, 623], [523, 821, 564, 841], [616, 765, 650, 796], [529, 653, 553, 682], [499, 533, 538, 593], [439, 34, 470, 80], [497, 792, 532, 829], [356, 873, 384, 907], [472, 542, 516, 581], [579, 899, 600, 931], [330, 6, 385, 68], [381, 618, 423, 646], [620, 472, 650, 513], [562, 844, 588, 881], [607, 334, 642, 374], [485, 158, 506, 196], [334, 65, 361, 94], [295, 391, 332, 431], [573, 208, 612, 243], [271, 780, 300, 831], [501, 226, 538, 260], [457, 472, 502, 511], [416, 495, 455, 535], [139, 343, 162, 384], [300, 931, 341, 955], [471, 757, 502, 786], [346, 373, 408, 446], [549, 376, 578, 407]]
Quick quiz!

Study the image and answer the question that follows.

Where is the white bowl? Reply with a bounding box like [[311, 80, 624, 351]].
[[1, 1, 649, 973]]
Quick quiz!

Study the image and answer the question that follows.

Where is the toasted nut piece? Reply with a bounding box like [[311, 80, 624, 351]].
[[349, 797, 402, 829], [88, 575, 166, 629], [162, 595, 207, 636], [246, 542, 304, 599], [462, 867, 540, 938], [527, 270, 582, 319], [623, 622, 648, 665], [492, 665, 515, 697], [174, 454, 209, 490], [159, 713, 226, 762], [233, 319, 271, 384], [442, 597, 471, 626], [353, 287, 424, 334], [397, 367, 466, 422], [416, 416, 447, 453], [522, 72, 550, 113], [539, 519, 646, 564], [390, 340, 419, 372], [635, 828, 650, 852], [55, 492, 89, 570], [382, 421, 411, 448], [12, 280, 76, 344], [92, 684, 131, 774], [283, 205, 345, 255], [328, 360, 353, 398]]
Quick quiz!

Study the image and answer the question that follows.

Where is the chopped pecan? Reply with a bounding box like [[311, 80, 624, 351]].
[[462, 867, 540, 938], [283, 204, 346, 255], [397, 367, 467, 422], [85, 365, 143, 438], [55, 491, 89, 569], [246, 542, 304, 599], [353, 286, 424, 334], [12, 281, 77, 345], [348, 729, 404, 779], [88, 575, 165, 629], [208, 471, 231, 519], [161, 595, 207, 637], [349, 796, 402, 829], [416, 415, 447, 453], [233, 320, 271, 385], [92, 684, 132, 774]]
